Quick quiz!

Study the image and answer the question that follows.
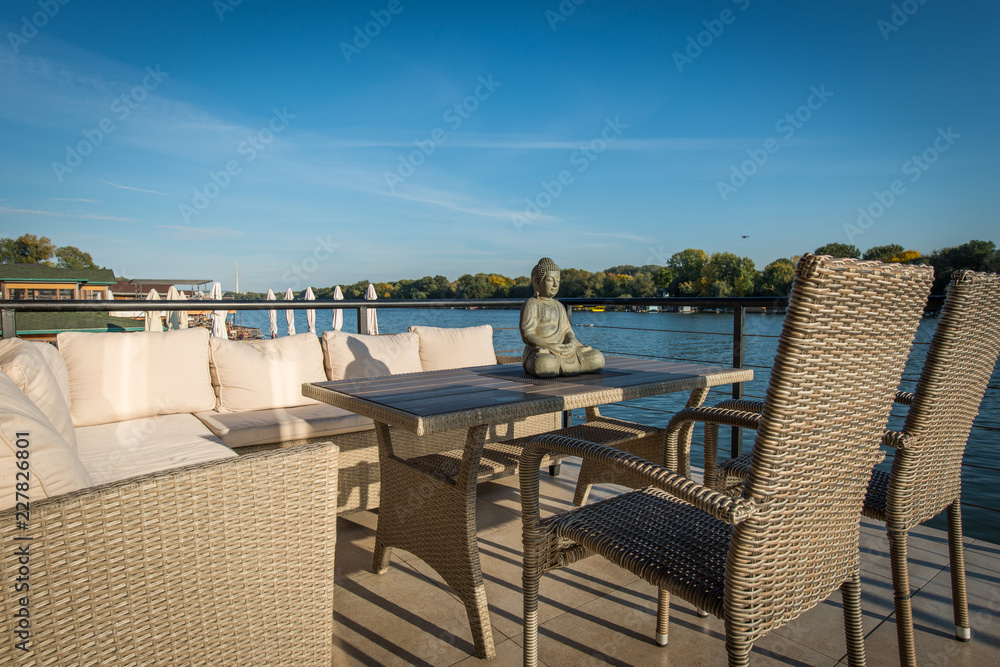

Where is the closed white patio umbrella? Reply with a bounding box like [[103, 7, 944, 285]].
[[266, 289, 278, 338], [305, 286, 316, 334], [176, 288, 188, 329], [364, 283, 378, 335], [331, 285, 344, 332], [210, 282, 228, 339], [144, 289, 164, 332], [284, 288, 296, 336], [165, 285, 186, 330]]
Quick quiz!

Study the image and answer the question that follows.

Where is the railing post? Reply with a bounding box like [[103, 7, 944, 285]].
[[731, 305, 746, 458], [1, 308, 14, 339], [357, 306, 368, 335]]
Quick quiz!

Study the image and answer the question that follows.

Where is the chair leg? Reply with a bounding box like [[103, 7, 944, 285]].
[[656, 588, 670, 646], [548, 462, 561, 477], [888, 527, 916, 667], [947, 502, 971, 641], [841, 573, 867, 667], [523, 553, 542, 666], [724, 637, 753, 667]]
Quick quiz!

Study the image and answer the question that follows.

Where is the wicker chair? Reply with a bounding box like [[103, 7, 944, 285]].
[[0, 441, 338, 667], [686, 270, 1000, 666], [519, 255, 933, 666]]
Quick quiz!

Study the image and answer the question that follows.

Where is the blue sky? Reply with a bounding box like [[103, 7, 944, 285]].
[[1, 0, 997, 292]]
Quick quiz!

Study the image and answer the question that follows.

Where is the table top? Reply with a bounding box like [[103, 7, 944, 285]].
[[303, 357, 752, 436]]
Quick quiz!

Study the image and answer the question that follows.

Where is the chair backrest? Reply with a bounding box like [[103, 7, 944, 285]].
[[889, 271, 1000, 527], [730, 254, 932, 637]]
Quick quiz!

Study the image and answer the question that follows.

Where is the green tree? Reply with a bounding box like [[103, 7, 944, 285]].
[[55, 245, 98, 269], [652, 267, 676, 295], [862, 244, 905, 262], [0, 234, 57, 265], [666, 249, 708, 295], [927, 240, 997, 294], [757, 258, 795, 296], [702, 252, 757, 297], [814, 242, 861, 258]]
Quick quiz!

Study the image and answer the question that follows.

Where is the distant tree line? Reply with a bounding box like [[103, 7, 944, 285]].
[[4, 233, 997, 298], [233, 239, 1000, 301]]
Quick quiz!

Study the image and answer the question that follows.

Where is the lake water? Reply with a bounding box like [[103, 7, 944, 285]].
[[238, 307, 1000, 544]]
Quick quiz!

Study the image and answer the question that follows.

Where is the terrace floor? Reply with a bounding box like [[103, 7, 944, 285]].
[[333, 458, 1000, 666]]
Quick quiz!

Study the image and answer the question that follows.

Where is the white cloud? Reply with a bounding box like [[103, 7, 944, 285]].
[[0, 205, 135, 222], [101, 180, 167, 195]]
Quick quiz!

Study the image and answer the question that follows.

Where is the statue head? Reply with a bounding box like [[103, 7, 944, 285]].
[[531, 257, 561, 298]]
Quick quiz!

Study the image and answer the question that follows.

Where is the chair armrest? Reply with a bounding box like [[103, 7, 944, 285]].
[[495, 354, 521, 364], [1, 441, 339, 665], [712, 398, 766, 413], [894, 391, 915, 406], [664, 406, 762, 478], [520, 434, 755, 526]]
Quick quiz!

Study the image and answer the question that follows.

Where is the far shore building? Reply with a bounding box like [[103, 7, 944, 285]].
[[0, 264, 211, 341]]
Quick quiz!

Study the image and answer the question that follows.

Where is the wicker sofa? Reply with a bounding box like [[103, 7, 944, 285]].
[[0, 324, 558, 516], [0, 324, 557, 665]]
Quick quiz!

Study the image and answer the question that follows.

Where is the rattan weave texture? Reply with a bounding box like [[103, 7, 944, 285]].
[[520, 255, 933, 667], [1, 441, 339, 667], [701, 270, 1000, 666]]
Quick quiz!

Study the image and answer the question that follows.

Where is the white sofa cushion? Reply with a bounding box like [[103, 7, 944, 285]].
[[321, 331, 423, 380], [0, 371, 91, 510], [29, 340, 72, 411], [0, 338, 78, 451], [195, 404, 373, 449], [210, 333, 326, 412], [75, 413, 236, 486], [408, 325, 496, 371], [58, 328, 217, 427]]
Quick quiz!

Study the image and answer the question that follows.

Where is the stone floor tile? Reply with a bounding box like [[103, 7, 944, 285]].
[[334, 557, 510, 665], [527, 578, 839, 667]]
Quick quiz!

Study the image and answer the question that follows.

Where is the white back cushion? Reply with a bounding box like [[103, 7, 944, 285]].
[[0, 338, 78, 451], [408, 325, 496, 371], [321, 331, 423, 380], [210, 333, 327, 412], [29, 340, 72, 410], [58, 328, 216, 427], [0, 372, 91, 510]]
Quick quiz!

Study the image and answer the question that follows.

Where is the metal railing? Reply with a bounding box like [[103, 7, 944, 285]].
[[0, 292, 950, 461]]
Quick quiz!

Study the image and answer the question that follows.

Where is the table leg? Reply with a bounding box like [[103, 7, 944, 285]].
[[371, 421, 496, 660]]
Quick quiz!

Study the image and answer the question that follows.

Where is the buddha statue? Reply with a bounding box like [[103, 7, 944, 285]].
[[520, 257, 605, 378]]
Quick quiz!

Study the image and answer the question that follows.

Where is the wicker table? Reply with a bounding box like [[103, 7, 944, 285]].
[[304, 357, 752, 659]]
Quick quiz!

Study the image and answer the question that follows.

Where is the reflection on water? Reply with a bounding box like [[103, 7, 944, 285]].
[[240, 307, 1000, 543]]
